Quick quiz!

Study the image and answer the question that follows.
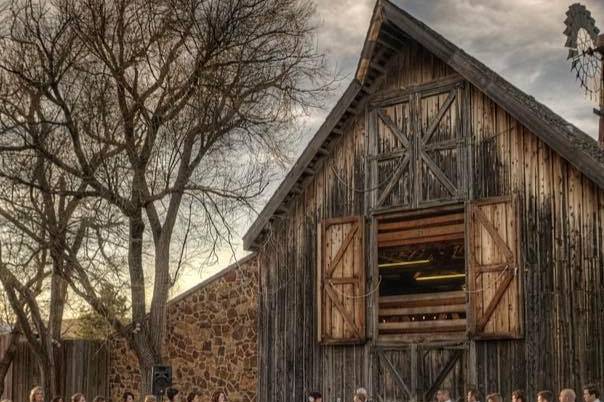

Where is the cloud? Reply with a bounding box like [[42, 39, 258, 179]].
[[396, 0, 603, 136], [309, 0, 604, 138]]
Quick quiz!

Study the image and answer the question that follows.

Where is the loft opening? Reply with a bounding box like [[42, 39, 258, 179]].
[[377, 208, 466, 339]]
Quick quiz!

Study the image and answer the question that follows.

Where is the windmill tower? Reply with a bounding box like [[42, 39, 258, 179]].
[[564, 3, 604, 148]]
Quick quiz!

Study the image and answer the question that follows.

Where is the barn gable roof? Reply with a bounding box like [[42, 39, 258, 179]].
[[243, 0, 604, 250]]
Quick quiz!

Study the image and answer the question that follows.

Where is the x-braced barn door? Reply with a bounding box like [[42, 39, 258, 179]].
[[373, 345, 466, 402], [370, 79, 466, 211]]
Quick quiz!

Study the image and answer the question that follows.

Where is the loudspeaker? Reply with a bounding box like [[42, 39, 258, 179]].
[[152, 365, 172, 397]]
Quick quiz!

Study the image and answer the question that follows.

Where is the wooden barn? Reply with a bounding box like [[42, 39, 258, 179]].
[[243, 1, 604, 401]]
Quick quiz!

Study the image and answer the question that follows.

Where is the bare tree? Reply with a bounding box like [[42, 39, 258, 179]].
[[0, 0, 329, 392], [0, 81, 127, 397], [0, 224, 57, 397], [0, 149, 80, 398]]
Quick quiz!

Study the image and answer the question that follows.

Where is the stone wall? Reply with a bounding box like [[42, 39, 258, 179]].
[[108, 255, 258, 402]]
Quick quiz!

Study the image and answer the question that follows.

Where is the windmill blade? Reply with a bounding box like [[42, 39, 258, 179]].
[[564, 3, 600, 52]]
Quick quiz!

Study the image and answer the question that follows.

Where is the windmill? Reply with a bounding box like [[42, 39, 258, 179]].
[[564, 3, 604, 148]]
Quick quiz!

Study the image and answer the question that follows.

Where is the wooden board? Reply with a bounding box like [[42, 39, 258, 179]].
[[467, 196, 522, 338], [318, 216, 367, 344]]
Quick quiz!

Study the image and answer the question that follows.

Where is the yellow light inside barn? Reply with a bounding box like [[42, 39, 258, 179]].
[[415, 273, 466, 281], [378, 259, 431, 268]]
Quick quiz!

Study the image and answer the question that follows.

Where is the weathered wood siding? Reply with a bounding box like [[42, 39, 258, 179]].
[[257, 110, 368, 402], [256, 37, 604, 401], [469, 87, 604, 395]]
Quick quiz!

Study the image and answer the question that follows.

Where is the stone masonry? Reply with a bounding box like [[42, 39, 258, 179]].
[[108, 254, 258, 402]]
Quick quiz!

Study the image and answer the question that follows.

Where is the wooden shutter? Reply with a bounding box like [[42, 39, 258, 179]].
[[467, 196, 523, 339], [317, 216, 366, 344]]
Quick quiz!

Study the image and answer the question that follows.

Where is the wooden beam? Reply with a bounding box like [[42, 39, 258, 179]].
[[372, 149, 406, 162], [376, 154, 410, 207], [472, 206, 514, 262], [317, 147, 329, 156], [379, 319, 466, 333], [420, 150, 458, 196], [377, 222, 464, 243], [370, 74, 462, 108], [377, 332, 466, 344], [377, 349, 412, 398], [378, 232, 464, 248], [379, 295, 467, 309], [377, 37, 400, 53], [424, 138, 460, 152], [379, 303, 466, 317], [325, 285, 362, 338], [380, 290, 465, 304], [377, 110, 410, 148], [326, 223, 359, 277], [329, 277, 360, 285], [378, 212, 464, 232], [421, 89, 457, 146], [423, 350, 464, 402], [477, 271, 514, 332]]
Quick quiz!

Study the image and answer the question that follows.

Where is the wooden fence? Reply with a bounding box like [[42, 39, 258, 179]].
[[0, 335, 109, 402]]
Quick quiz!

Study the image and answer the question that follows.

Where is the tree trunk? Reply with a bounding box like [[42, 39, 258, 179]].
[[138, 355, 154, 397], [38, 353, 61, 400], [128, 332, 159, 396], [128, 215, 161, 395], [149, 238, 170, 362], [48, 267, 67, 397], [0, 330, 19, 397]]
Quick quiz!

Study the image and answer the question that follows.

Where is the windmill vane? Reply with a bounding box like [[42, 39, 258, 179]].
[[564, 3, 603, 99], [563, 3, 604, 148]]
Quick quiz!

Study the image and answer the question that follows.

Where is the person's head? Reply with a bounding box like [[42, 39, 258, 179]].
[[93, 396, 105, 402], [437, 390, 452, 402], [538, 391, 554, 402], [71, 393, 86, 402], [560, 389, 577, 402], [487, 393, 503, 402], [144, 396, 156, 402], [468, 389, 482, 402], [354, 388, 368, 402], [167, 388, 180, 402], [122, 393, 134, 402], [187, 390, 202, 402], [308, 391, 322, 402], [30, 386, 44, 402], [583, 385, 600, 402], [513, 390, 527, 402], [52, 396, 64, 402], [211, 391, 227, 402]]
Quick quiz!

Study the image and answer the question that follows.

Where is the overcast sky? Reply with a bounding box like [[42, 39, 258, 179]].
[[176, 0, 604, 294]]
